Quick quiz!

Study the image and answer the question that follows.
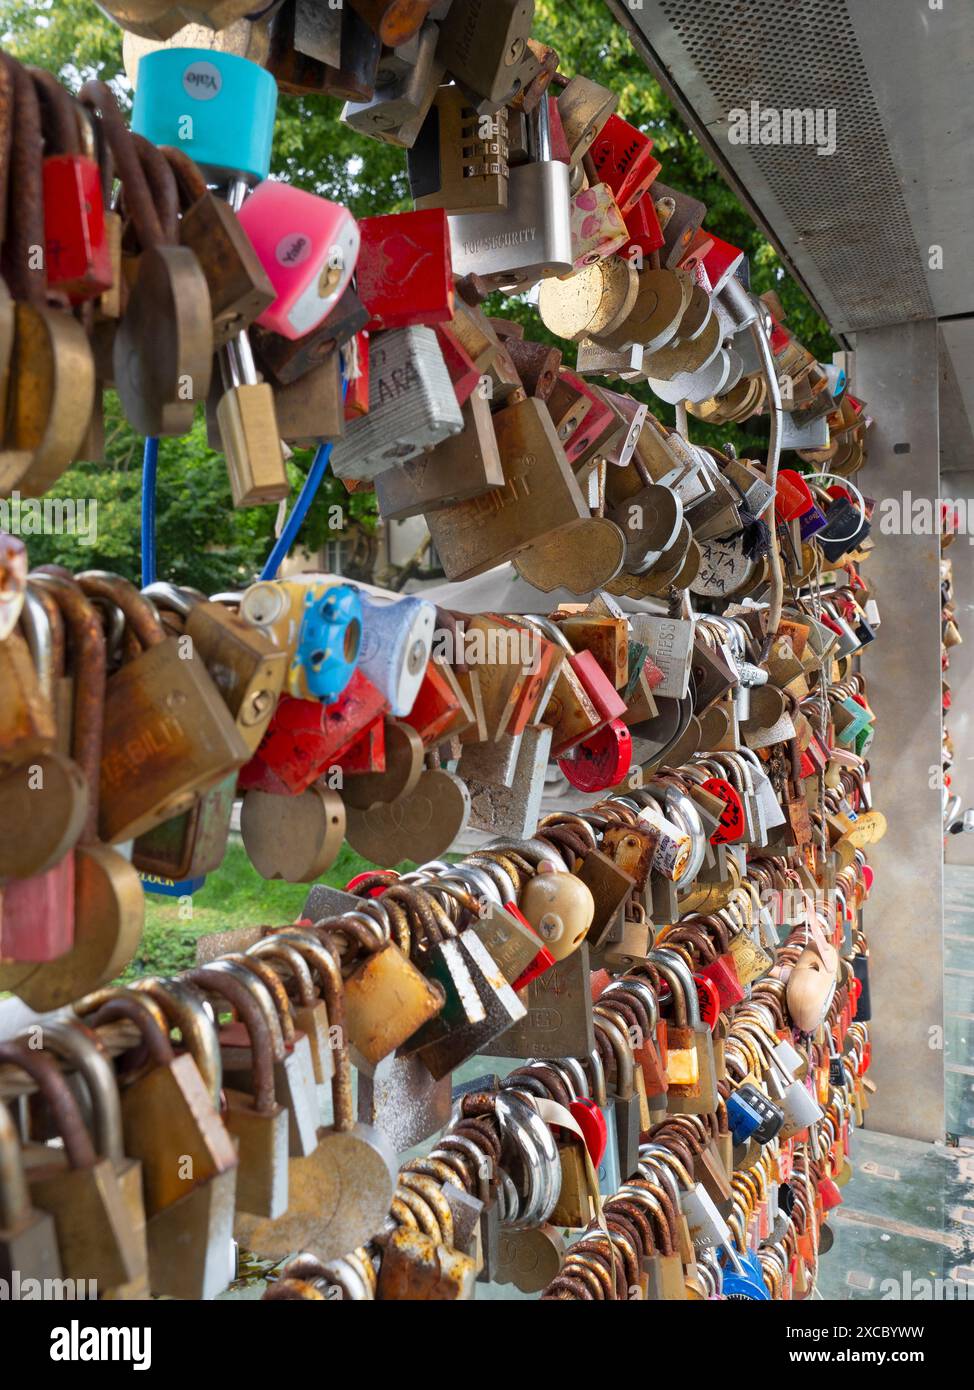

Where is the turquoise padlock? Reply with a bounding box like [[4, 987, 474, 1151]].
[[132, 49, 277, 184]]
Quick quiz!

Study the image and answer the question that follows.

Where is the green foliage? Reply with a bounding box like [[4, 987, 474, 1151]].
[[3, 0, 834, 580]]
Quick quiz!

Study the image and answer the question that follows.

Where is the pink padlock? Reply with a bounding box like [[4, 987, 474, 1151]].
[[237, 180, 360, 341]]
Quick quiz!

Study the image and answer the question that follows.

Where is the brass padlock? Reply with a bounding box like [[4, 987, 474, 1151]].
[[77, 572, 249, 843]]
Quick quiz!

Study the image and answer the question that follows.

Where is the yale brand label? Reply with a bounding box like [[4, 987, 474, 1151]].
[[182, 61, 222, 100]]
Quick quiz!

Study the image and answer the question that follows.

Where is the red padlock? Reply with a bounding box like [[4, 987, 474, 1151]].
[[504, 900, 555, 991], [559, 372, 616, 466], [336, 714, 386, 775], [33, 69, 112, 303], [702, 776, 747, 844], [569, 1097, 608, 1167], [699, 955, 745, 1013], [558, 718, 632, 793], [700, 232, 743, 294], [588, 114, 660, 214], [240, 671, 388, 795], [356, 208, 454, 333], [620, 191, 664, 265]]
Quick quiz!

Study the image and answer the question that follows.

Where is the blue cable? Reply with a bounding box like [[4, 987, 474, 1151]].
[[259, 376, 348, 582], [141, 436, 159, 588]]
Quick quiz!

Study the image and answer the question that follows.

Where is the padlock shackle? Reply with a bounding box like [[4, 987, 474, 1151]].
[[2, 56, 46, 305], [186, 965, 278, 1117], [0, 1040, 97, 1171], [28, 66, 79, 156], [207, 957, 288, 1057], [41, 1019, 127, 1166], [76, 570, 167, 649], [80, 80, 165, 252], [131, 133, 180, 243], [30, 571, 107, 843], [222, 952, 296, 1049], [132, 975, 223, 1107]]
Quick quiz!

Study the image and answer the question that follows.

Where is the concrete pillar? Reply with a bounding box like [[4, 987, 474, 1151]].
[[854, 320, 944, 1141]]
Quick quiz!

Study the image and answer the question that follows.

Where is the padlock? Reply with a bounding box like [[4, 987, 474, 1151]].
[[31, 68, 113, 304], [447, 95, 573, 289], [141, 584, 287, 754], [230, 937, 398, 1261], [342, 17, 443, 148], [76, 572, 249, 843], [241, 671, 387, 797], [356, 208, 454, 332], [213, 955, 321, 1159], [236, 180, 360, 341], [3, 60, 94, 497], [587, 113, 659, 214], [306, 923, 444, 1070], [41, 1020, 150, 1299], [182, 966, 289, 1219], [554, 74, 618, 167], [132, 48, 277, 183], [7, 1041, 142, 1292], [132, 772, 236, 882], [267, 0, 381, 101], [82, 80, 211, 441], [161, 146, 275, 346], [653, 182, 706, 270], [4, 575, 143, 1007], [330, 326, 464, 480], [435, 0, 536, 110], [0, 1093, 62, 1285], [427, 393, 589, 579], [410, 85, 509, 214], [375, 389, 504, 520]]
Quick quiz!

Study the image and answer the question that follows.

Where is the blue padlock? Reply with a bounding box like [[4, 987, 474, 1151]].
[[293, 583, 363, 706], [132, 49, 277, 184], [721, 1246, 771, 1300], [726, 1089, 763, 1146]]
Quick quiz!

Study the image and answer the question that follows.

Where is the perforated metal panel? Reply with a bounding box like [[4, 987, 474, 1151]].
[[610, 0, 941, 334]]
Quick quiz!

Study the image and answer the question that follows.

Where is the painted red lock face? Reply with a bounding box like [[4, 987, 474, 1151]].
[[588, 114, 660, 214], [345, 871, 390, 898], [240, 671, 388, 795], [356, 208, 454, 333], [43, 156, 113, 303], [569, 1097, 608, 1167], [558, 718, 632, 793], [702, 777, 746, 844]]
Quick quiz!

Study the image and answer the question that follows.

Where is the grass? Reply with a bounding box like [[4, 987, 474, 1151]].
[[120, 837, 396, 980]]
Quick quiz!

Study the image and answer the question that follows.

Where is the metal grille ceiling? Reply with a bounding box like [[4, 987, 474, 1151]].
[[607, 0, 974, 336]]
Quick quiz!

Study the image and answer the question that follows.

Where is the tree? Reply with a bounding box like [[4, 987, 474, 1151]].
[[3, 0, 833, 581]]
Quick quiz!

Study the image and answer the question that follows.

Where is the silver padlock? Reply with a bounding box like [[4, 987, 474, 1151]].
[[341, 21, 444, 148], [330, 326, 463, 481], [447, 95, 572, 290]]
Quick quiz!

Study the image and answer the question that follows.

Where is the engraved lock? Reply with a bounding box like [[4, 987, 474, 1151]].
[[237, 180, 360, 341], [447, 95, 573, 290], [343, 20, 445, 147], [587, 113, 660, 214], [332, 326, 463, 480], [409, 85, 509, 214], [426, 395, 589, 580], [132, 48, 278, 184]]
